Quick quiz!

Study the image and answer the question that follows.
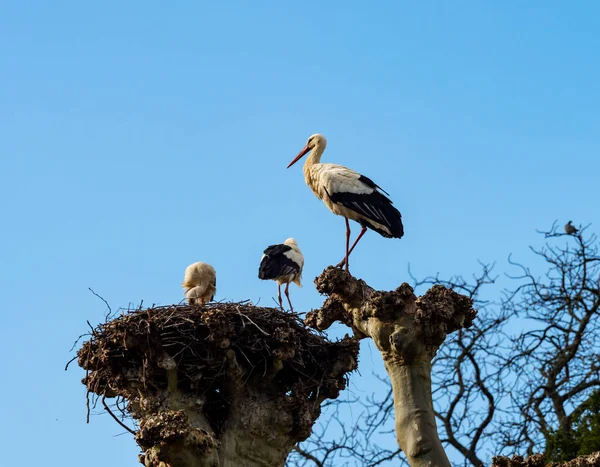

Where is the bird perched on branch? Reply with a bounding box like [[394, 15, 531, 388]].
[[564, 221, 579, 235], [287, 134, 403, 274], [182, 261, 216, 305], [258, 238, 304, 312]]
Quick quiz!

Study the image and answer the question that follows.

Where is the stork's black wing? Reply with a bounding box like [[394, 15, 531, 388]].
[[327, 186, 404, 238], [358, 174, 391, 197], [258, 244, 300, 280]]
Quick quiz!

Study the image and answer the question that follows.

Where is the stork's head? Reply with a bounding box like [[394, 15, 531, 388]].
[[287, 134, 327, 168], [284, 238, 299, 248]]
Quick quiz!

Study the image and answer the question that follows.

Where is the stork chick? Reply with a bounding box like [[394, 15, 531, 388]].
[[182, 261, 216, 305], [565, 221, 579, 235], [287, 134, 403, 274], [258, 238, 304, 312]]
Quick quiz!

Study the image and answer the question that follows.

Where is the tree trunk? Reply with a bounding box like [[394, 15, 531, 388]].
[[306, 267, 477, 467], [386, 363, 450, 467], [137, 386, 299, 467]]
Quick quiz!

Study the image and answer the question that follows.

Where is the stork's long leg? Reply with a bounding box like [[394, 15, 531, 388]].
[[284, 282, 294, 313], [277, 284, 283, 311], [344, 217, 351, 271], [347, 226, 368, 257], [336, 217, 350, 270], [336, 226, 368, 272]]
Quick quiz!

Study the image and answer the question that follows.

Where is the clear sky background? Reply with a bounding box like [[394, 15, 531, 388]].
[[1, 1, 599, 466]]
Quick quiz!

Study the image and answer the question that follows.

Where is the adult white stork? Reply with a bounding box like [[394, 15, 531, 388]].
[[287, 134, 403, 273], [564, 220, 579, 235], [182, 261, 216, 305], [258, 238, 304, 312]]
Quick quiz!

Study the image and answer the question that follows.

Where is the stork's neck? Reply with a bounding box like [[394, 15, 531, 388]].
[[303, 144, 326, 172]]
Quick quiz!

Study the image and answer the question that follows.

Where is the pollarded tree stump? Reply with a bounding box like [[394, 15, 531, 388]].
[[306, 267, 477, 467], [77, 302, 359, 467]]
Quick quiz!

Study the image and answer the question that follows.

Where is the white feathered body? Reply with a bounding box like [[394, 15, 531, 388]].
[[258, 238, 304, 287], [275, 247, 304, 287], [303, 162, 403, 238], [182, 261, 216, 305]]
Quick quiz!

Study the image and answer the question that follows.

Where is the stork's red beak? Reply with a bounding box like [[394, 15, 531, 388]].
[[287, 145, 311, 168]]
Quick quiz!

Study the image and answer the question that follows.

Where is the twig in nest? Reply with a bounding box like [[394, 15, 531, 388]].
[[85, 343, 92, 423], [86, 320, 96, 335], [69, 332, 89, 352], [88, 287, 113, 319], [102, 395, 136, 435], [236, 307, 270, 336], [86, 390, 91, 424], [64, 355, 77, 371]]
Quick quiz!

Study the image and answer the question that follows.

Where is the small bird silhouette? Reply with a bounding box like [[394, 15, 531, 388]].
[[564, 221, 579, 235]]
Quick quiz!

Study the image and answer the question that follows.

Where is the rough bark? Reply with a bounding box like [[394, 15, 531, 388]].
[[306, 267, 477, 467], [77, 302, 359, 467]]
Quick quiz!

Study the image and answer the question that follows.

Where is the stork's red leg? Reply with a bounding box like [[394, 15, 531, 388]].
[[346, 226, 368, 262], [344, 217, 351, 271], [336, 225, 368, 272], [277, 284, 283, 311], [284, 282, 293, 313], [336, 217, 352, 270]]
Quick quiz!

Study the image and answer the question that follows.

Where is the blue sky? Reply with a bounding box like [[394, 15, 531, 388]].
[[1, 1, 599, 465]]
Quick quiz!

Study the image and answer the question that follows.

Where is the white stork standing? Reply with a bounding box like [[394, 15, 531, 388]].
[[182, 261, 216, 305], [287, 134, 403, 273], [564, 220, 579, 235], [258, 238, 304, 312]]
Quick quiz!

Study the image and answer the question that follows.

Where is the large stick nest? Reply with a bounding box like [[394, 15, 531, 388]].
[[78, 302, 359, 433]]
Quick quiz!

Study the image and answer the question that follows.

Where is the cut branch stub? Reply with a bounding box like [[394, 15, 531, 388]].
[[307, 266, 477, 364], [77, 302, 359, 467]]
